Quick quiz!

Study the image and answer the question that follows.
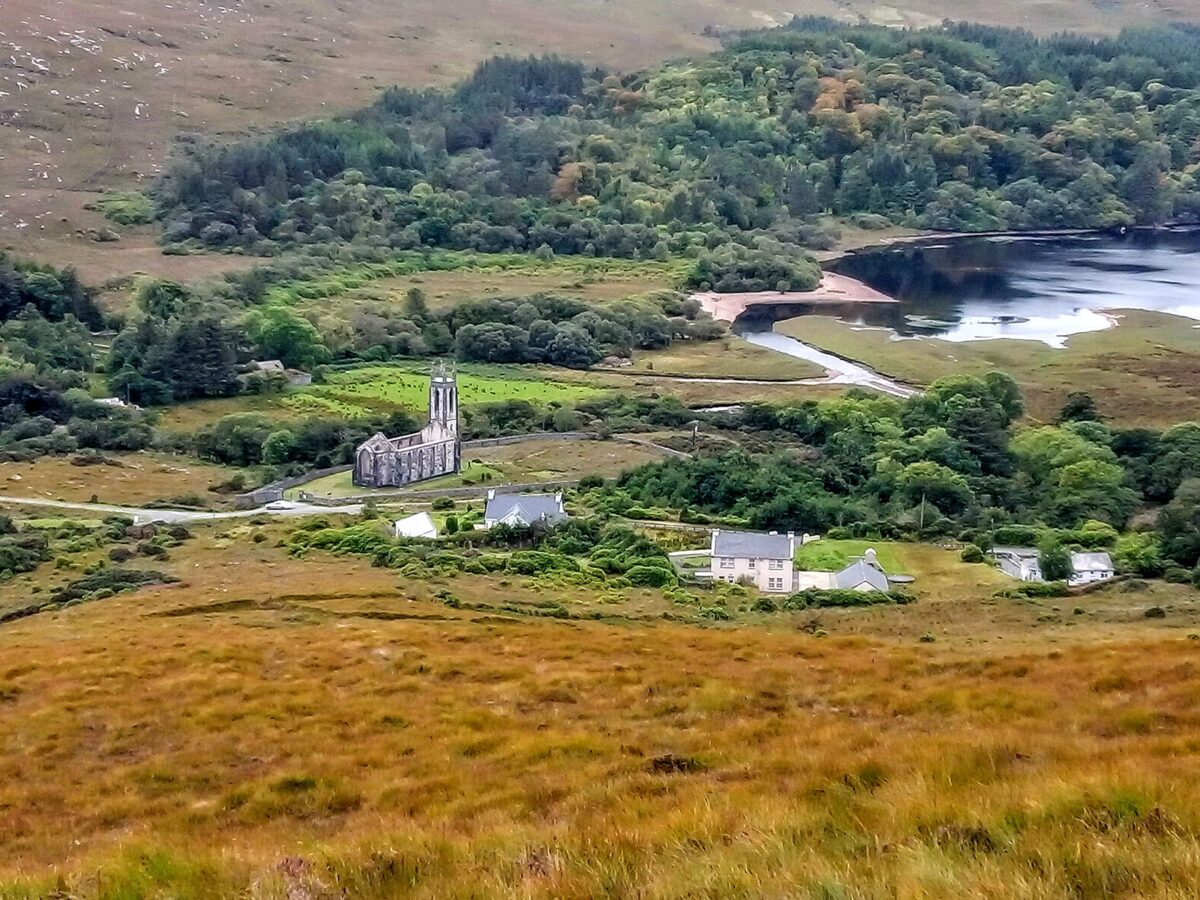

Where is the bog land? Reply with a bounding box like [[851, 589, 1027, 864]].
[[3, 516, 1200, 896]]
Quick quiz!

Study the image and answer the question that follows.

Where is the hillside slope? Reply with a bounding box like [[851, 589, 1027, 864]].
[[1, 0, 1198, 277]]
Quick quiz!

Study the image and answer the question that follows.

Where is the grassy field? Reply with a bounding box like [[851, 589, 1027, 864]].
[[284, 365, 604, 419], [312, 261, 680, 312], [4, 518, 1200, 895], [779, 310, 1200, 426], [0, 453, 240, 507], [155, 363, 844, 433], [298, 461, 501, 498], [631, 336, 824, 380], [795, 539, 905, 573]]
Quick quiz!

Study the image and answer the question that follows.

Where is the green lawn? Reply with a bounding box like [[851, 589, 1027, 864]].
[[292, 461, 503, 499], [794, 540, 904, 573], [283, 364, 605, 419]]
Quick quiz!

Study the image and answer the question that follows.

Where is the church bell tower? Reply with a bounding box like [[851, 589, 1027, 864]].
[[428, 361, 458, 440]]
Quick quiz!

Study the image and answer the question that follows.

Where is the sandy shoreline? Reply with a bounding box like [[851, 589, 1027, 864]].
[[694, 272, 897, 323]]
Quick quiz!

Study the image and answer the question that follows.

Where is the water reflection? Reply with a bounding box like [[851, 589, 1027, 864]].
[[824, 228, 1200, 346]]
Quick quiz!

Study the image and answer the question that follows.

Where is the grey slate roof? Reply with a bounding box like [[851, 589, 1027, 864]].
[[711, 529, 793, 560], [833, 559, 891, 592], [485, 492, 567, 526], [1071, 551, 1114, 573], [991, 546, 1040, 560]]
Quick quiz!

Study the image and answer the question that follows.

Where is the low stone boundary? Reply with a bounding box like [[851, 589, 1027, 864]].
[[614, 435, 690, 459], [462, 432, 599, 450], [235, 464, 352, 509], [297, 479, 580, 506], [621, 519, 711, 534]]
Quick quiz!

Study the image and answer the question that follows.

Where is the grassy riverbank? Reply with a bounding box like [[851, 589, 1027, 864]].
[[779, 310, 1200, 426]]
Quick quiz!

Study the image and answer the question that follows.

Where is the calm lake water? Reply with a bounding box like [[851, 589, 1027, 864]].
[[747, 228, 1200, 348]]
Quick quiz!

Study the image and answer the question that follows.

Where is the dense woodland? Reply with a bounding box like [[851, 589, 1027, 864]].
[[157, 20, 1200, 289]]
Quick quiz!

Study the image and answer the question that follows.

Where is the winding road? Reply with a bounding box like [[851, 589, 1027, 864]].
[[0, 495, 362, 524]]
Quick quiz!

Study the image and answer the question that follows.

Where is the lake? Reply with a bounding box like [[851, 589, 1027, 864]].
[[738, 228, 1200, 350], [832, 227, 1200, 346]]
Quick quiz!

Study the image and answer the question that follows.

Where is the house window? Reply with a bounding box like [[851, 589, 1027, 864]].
[[768, 577, 784, 591], [748, 558, 759, 568], [719, 558, 735, 569], [769, 559, 784, 570]]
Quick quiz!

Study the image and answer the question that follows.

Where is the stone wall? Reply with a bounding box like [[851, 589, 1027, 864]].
[[234, 464, 352, 509], [297, 479, 582, 506]]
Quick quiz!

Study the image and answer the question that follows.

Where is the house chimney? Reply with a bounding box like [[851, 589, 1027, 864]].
[[487, 489, 496, 500]]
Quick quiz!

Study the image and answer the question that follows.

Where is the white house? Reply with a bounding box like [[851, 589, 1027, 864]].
[[482, 490, 568, 529], [393, 512, 439, 540], [992, 546, 1044, 582], [709, 529, 795, 593], [1069, 551, 1115, 587]]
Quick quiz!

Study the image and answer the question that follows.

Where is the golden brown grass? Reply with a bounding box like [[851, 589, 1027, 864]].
[[4, 525, 1200, 896], [0, 453, 239, 506], [465, 437, 670, 481]]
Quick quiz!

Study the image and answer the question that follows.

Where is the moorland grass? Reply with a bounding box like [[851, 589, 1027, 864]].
[[6, 574, 1200, 898], [264, 252, 686, 308], [0, 453, 242, 507], [3, 525, 1200, 897]]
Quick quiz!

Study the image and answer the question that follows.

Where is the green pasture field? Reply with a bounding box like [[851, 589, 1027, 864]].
[[283, 364, 606, 418], [794, 540, 905, 573]]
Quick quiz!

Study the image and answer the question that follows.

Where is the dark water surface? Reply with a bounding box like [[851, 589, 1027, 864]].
[[812, 228, 1200, 347]]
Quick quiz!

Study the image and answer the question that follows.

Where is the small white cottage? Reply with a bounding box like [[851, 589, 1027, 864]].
[[393, 512, 439, 540], [1069, 552, 1115, 587]]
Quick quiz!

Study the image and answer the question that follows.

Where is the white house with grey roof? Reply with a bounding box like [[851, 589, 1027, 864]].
[[992, 547, 1044, 582], [709, 529, 795, 593], [833, 548, 891, 592], [482, 490, 568, 529], [1069, 551, 1115, 587]]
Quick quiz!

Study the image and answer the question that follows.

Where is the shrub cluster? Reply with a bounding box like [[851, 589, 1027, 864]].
[[50, 568, 179, 606]]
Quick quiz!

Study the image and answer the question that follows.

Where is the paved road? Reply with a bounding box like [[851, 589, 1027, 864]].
[[0, 495, 362, 524]]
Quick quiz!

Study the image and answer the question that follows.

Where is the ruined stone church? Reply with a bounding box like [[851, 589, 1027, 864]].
[[353, 363, 461, 488]]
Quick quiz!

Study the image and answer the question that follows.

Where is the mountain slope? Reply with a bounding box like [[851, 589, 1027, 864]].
[[1, 0, 1197, 277]]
